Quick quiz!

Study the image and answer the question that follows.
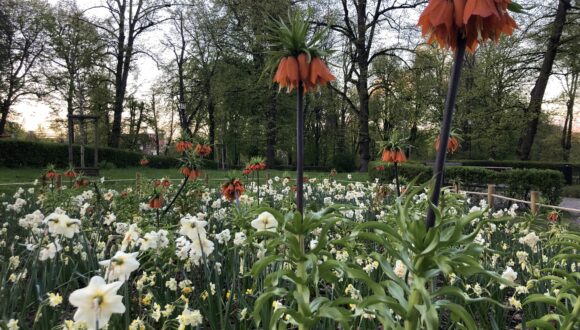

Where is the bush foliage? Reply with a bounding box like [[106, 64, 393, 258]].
[[369, 161, 564, 204]]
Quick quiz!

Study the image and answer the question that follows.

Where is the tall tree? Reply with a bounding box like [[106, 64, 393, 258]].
[[0, 0, 48, 136], [517, 0, 572, 160], [45, 1, 103, 164], [320, 0, 425, 171], [91, 0, 171, 148]]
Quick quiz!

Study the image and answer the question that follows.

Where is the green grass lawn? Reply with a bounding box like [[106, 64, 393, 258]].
[[0, 167, 370, 193]]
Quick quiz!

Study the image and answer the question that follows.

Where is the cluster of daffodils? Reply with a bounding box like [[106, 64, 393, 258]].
[[176, 214, 215, 265], [0, 173, 576, 329]]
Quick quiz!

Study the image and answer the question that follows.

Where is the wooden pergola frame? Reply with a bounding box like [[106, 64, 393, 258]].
[[68, 114, 99, 175]]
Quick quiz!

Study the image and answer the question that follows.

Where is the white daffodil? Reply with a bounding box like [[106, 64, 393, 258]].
[[44, 212, 81, 238], [121, 224, 141, 251], [190, 237, 215, 265], [39, 240, 63, 261], [99, 251, 140, 282], [68, 276, 125, 330], [500, 266, 518, 289], [179, 214, 208, 241], [251, 212, 278, 232]]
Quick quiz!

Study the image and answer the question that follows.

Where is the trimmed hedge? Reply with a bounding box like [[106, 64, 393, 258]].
[[0, 140, 189, 169], [369, 161, 564, 204]]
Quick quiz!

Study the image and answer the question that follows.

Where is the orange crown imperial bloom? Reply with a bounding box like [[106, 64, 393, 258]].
[[175, 141, 193, 153], [181, 167, 200, 180], [273, 54, 335, 93], [381, 148, 407, 164], [435, 135, 460, 153], [418, 0, 517, 51], [194, 144, 212, 157], [149, 196, 163, 209], [221, 179, 245, 202]]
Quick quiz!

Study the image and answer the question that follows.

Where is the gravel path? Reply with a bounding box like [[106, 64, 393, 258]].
[[559, 197, 580, 225]]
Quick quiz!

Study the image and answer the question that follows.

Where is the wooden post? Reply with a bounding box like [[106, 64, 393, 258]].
[[266, 172, 271, 181], [531, 191, 540, 215], [453, 182, 460, 193], [56, 175, 62, 189], [135, 172, 141, 189], [487, 184, 495, 208], [205, 173, 209, 187]]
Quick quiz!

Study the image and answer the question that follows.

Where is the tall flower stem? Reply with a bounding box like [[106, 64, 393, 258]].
[[394, 162, 400, 197], [162, 175, 189, 216], [296, 82, 305, 216], [425, 36, 466, 229]]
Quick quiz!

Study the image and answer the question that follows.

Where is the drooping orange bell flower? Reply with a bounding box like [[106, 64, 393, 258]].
[[180, 167, 200, 180], [221, 179, 245, 202], [418, 0, 517, 52], [64, 170, 77, 178], [435, 135, 460, 153], [175, 140, 193, 153], [140, 158, 149, 166], [382, 148, 407, 164], [149, 195, 163, 209], [381, 148, 394, 162], [308, 57, 335, 87], [273, 54, 335, 93], [194, 144, 212, 157]]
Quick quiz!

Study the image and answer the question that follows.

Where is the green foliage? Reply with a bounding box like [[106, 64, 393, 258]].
[[368, 161, 564, 204], [330, 151, 356, 173], [0, 140, 179, 169], [562, 185, 580, 198], [524, 232, 580, 329]]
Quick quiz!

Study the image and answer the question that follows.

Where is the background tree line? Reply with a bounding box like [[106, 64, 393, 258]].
[[0, 0, 579, 171]]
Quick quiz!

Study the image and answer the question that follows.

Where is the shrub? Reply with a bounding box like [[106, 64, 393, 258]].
[[562, 185, 580, 198], [0, 140, 178, 169], [369, 161, 564, 204], [330, 151, 357, 172]]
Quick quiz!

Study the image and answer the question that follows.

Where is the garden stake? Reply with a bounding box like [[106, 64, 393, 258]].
[[394, 162, 400, 197], [296, 81, 304, 216], [425, 35, 466, 230]]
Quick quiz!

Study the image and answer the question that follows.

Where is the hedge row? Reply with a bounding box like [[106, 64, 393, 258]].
[[0, 140, 218, 169], [369, 161, 564, 204], [449, 159, 580, 173]]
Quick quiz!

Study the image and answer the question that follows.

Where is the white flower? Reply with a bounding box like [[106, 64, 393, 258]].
[[103, 213, 116, 226], [500, 266, 518, 289], [138, 230, 168, 251], [39, 240, 63, 261], [44, 212, 81, 238], [518, 232, 540, 249], [7, 319, 19, 330], [251, 212, 278, 232], [215, 229, 231, 244], [68, 276, 125, 330], [177, 307, 203, 327], [309, 240, 318, 250], [190, 237, 215, 260], [99, 251, 140, 282], [121, 224, 141, 251], [48, 292, 63, 307], [233, 232, 246, 246], [394, 260, 407, 278], [179, 214, 207, 241]]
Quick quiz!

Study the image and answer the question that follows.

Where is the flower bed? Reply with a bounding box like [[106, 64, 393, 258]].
[[0, 176, 578, 329]]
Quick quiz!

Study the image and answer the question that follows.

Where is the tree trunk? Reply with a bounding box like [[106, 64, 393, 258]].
[[562, 71, 578, 161], [266, 91, 277, 167], [517, 0, 570, 160], [208, 97, 215, 147], [67, 76, 75, 167], [0, 100, 10, 135], [355, 0, 370, 172]]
